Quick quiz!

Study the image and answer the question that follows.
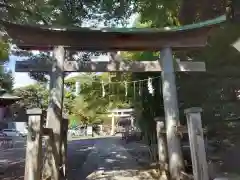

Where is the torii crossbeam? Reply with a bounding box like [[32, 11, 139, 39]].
[[1, 15, 225, 51], [1, 14, 226, 180], [15, 59, 206, 72]]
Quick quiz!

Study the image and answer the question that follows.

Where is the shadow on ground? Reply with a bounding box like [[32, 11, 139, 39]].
[[76, 137, 160, 180], [0, 137, 159, 180]]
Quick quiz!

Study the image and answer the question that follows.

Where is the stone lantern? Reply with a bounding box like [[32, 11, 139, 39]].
[[0, 88, 22, 120]]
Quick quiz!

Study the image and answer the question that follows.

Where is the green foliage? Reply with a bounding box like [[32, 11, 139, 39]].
[[13, 83, 49, 110], [1, 0, 135, 82], [0, 38, 13, 92], [198, 23, 240, 67], [0, 70, 13, 91], [1, 0, 134, 26], [2, 0, 229, 83], [3, 0, 236, 131], [3, 0, 225, 27], [63, 90, 75, 115], [68, 114, 79, 128], [0, 40, 9, 61], [65, 73, 132, 125], [135, 0, 181, 26], [127, 1, 240, 130], [11, 73, 131, 126], [70, 94, 107, 125]]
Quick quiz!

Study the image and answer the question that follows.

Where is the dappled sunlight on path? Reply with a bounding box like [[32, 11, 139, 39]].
[[80, 137, 157, 180], [0, 137, 159, 180]]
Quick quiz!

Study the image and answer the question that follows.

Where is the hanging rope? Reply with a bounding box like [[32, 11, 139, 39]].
[[139, 81, 142, 96], [101, 80, 105, 97], [72, 75, 161, 99], [77, 75, 161, 84], [133, 81, 136, 100], [124, 81, 128, 97], [148, 77, 154, 96]]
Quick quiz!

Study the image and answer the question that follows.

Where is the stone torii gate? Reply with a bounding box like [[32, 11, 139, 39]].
[[0, 15, 226, 180], [108, 108, 134, 135]]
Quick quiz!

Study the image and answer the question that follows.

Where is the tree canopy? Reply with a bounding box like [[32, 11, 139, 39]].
[[0, 0, 232, 83], [0, 0, 229, 28], [13, 73, 131, 126], [0, 36, 13, 91], [0, 0, 134, 26], [3, 0, 240, 129], [13, 83, 49, 110], [65, 73, 132, 125], [0, 40, 9, 61]]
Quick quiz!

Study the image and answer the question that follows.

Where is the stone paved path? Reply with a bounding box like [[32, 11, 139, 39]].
[[80, 137, 154, 180]]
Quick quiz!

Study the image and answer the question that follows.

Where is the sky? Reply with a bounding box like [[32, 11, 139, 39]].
[[7, 55, 36, 88], [7, 13, 139, 89], [7, 54, 110, 88]]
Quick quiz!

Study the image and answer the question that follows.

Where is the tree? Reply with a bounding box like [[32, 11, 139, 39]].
[[65, 73, 131, 125], [0, 40, 9, 61], [118, 4, 240, 179], [13, 83, 49, 110], [71, 95, 97, 125], [0, 38, 13, 91], [0, 0, 135, 26], [121, 2, 240, 124], [0, 0, 231, 83], [0, 0, 135, 82], [0, 70, 13, 91]]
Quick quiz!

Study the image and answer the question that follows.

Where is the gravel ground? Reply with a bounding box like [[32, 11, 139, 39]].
[[0, 137, 26, 180]]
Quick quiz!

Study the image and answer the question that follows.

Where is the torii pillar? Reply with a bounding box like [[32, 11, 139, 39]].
[[159, 48, 184, 179], [43, 46, 65, 180]]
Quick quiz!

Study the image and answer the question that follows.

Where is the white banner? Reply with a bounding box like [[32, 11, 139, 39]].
[[87, 126, 92, 136]]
